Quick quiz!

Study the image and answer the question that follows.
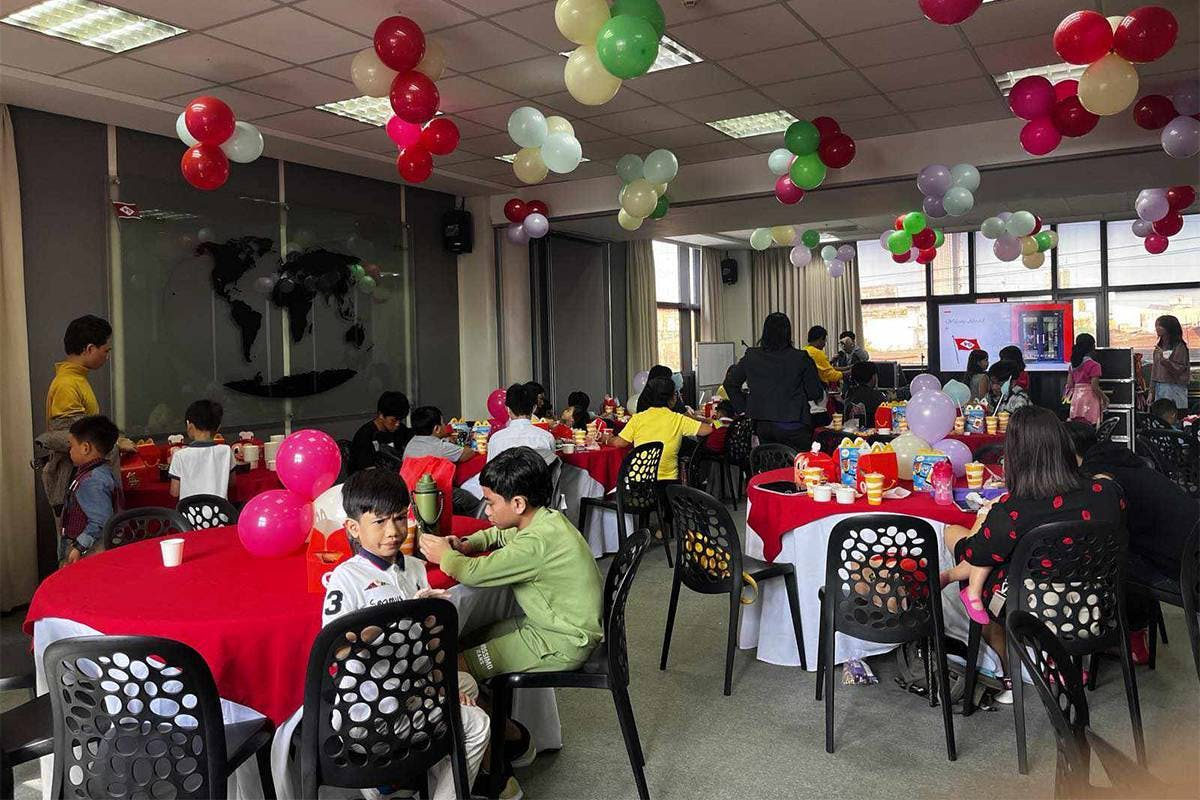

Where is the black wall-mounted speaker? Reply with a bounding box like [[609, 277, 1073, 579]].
[[442, 208, 473, 254], [720, 257, 738, 285]]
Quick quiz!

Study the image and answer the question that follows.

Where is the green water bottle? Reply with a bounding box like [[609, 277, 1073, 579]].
[[412, 472, 442, 535]]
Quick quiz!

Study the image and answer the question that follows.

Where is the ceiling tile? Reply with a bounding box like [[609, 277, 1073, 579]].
[[671, 88, 777, 122], [132, 34, 291, 83], [537, 88, 655, 118], [492, 2, 571, 52], [436, 76, 521, 113], [636, 124, 728, 149], [449, 158, 514, 179], [671, 5, 815, 61], [471, 55, 566, 98], [564, 160, 613, 180], [166, 86, 303, 119], [662, 0, 779, 25], [428, 147, 479, 166], [974, 35, 1056, 75], [1139, 41, 1200, 76], [108, 0, 276, 29], [306, 52, 357, 80], [292, 0, 474, 35], [457, 132, 515, 157], [827, 19, 963, 68], [838, 114, 918, 140], [457, 100, 533, 131], [910, 98, 1010, 129], [673, 140, 754, 164], [798, 94, 897, 122], [0, 25, 108, 73], [61, 58, 211, 99], [787, 0, 923, 38], [323, 128, 397, 154], [960, 0, 1089, 47], [890, 76, 998, 112], [207, 7, 369, 63], [560, 117, 612, 142], [722, 41, 843, 85], [630, 63, 746, 103], [233, 67, 358, 106], [761, 70, 876, 107], [258, 108, 374, 138], [437, 21, 547, 72], [443, 116, 500, 139], [859, 50, 984, 93], [598, 106, 694, 136], [582, 137, 647, 161], [458, 0, 543, 13]]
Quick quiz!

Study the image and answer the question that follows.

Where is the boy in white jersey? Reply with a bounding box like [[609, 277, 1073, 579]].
[[169, 399, 233, 500], [322, 469, 489, 800]]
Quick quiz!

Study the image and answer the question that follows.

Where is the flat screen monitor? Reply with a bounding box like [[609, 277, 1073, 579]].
[[937, 301, 1074, 372]]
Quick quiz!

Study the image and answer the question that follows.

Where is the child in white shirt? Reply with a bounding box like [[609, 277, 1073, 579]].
[[169, 399, 233, 500]]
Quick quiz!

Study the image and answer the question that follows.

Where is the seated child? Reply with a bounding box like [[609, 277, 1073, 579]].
[[169, 400, 234, 500], [702, 400, 736, 453], [1149, 398, 1180, 429], [322, 468, 488, 800], [560, 391, 593, 428], [349, 390, 412, 473], [841, 361, 886, 427], [403, 405, 479, 516], [489, 383, 556, 464], [60, 415, 121, 566]]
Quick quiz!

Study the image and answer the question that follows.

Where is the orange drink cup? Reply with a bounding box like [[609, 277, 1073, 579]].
[[985, 416, 998, 434], [965, 461, 985, 489]]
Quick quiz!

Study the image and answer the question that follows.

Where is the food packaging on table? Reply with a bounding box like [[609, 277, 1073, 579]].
[[795, 444, 838, 485], [134, 438, 161, 468], [470, 420, 491, 450], [602, 394, 618, 417], [836, 437, 872, 487], [119, 450, 158, 490], [912, 451, 950, 493], [231, 431, 264, 466], [873, 404, 893, 430], [449, 418, 473, 446], [855, 445, 899, 494], [305, 528, 353, 593], [963, 404, 986, 434], [890, 401, 907, 427]]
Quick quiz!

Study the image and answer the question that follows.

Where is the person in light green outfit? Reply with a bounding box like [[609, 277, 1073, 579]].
[[420, 446, 603, 680]]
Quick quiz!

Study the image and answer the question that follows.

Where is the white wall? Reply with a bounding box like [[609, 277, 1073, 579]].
[[456, 195, 499, 419]]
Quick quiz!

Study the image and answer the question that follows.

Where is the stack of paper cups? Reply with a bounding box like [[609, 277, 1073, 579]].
[[965, 461, 985, 489], [263, 439, 282, 465], [270, 434, 285, 443], [863, 472, 884, 505], [242, 444, 261, 468], [997, 411, 1010, 433]]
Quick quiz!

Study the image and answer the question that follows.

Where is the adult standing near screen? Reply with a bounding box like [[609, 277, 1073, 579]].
[[1063, 333, 1107, 425], [722, 312, 824, 450], [1152, 314, 1191, 410]]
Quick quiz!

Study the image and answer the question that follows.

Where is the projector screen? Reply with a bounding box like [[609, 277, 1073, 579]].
[[937, 301, 1074, 373]]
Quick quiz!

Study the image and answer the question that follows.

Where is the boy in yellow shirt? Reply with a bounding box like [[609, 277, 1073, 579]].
[[46, 315, 112, 425]]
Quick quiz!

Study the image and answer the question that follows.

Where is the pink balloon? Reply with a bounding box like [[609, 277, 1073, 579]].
[[906, 389, 957, 444], [386, 116, 421, 148], [774, 175, 805, 205], [1009, 76, 1056, 121], [1020, 116, 1061, 156], [486, 388, 509, 423], [237, 489, 314, 558], [909, 373, 941, 395], [933, 438, 973, 478], [276, 429, 342, 500]]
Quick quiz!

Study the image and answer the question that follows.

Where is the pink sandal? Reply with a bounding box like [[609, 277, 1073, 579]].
[[960, 587, 991, 625]]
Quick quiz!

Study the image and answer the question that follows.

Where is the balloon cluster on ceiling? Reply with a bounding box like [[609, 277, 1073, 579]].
[[1132, 186, 1195, 254], [176, 96, 263, 190], [1134, 79, 1200, 159], [767, 116, 856, 203], [507, 107, 584, 184], [747, 227, 849, 278], [503, 198, 552, 244], [979, 212, 1057, 269], [349, 15, 459, 184], [557, 0, 665, 106], [879, 212, 947, 265], [916, 163, 981, 219], [615, 150, 678, 231]]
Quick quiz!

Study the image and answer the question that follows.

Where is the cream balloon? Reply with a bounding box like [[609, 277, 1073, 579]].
[[620, 179, 658, 218], [512, 147, 548, 184], [1022, 251, 1045, 269], [1020, 236, 1038, 256], [555, 0, 611, 45], [891, 433, 930, 480], [770, 225, 796, 246], [652, 182, 668, 196], [414, 37, 445, 81], [1078, 53, 1139, 116], [351, 48, 395, 97], [564, 45, 622, 106], [545, 115, 574, 137], [617, 209, 643, 231]]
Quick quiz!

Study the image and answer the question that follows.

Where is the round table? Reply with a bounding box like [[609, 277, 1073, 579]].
[[124, 467, 283, 509], [560, 445, 624, 493]]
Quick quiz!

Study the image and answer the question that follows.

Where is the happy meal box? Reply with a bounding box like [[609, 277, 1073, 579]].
[[912, 450, 950, 493], [470, 420, 491, 451], [795, 443, 839, 485], [230, 431, 264, 467], [119, 450, 157, 490], [873, 404, 893, 431], [836, 437, 872, 487], [602, 395, 618, 417], [855, 443, 899, 494], [890, 401, 908, 428], [134, 438, 160, 468], [306, 528, 353, 594], [449, 417, 472, 446], [963, 404, 987, 435]]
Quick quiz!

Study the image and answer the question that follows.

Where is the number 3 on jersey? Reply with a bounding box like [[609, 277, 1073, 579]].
[[324, 590, 343, 616]]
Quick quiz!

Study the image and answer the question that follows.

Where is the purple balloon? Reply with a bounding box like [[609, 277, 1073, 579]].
[[997, 211, 1013, 222], [1161, 115, 1200, 159], [993, 235, 1021, 262], [933, 437, 973, 478], [1131, 219, 1152, 238], [1172, 78, 1200, 116], [909, 373, 941, 395], [790, 245, 812, 268], [1136, 190, 1170, 222], [923, 195, 947, 218], [522, 212, 549, 238], [907, 389, 957, 444], [879, 229, 893, 250], [828, 259, 845, 278], [506, 222, 530, 245], [836, 243, 856, 262], [917, 164, 952, 197]]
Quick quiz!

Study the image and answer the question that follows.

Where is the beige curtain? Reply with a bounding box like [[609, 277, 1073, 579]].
[[751, 248, 803, 340], [751, 245, 863, 350], [625, 240, 658, 394], [699, 247, 723, 341], [0, 105, 38, 611]]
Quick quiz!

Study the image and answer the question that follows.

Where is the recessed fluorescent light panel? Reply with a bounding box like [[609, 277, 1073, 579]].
[[315, 96, 394, 127], [707, 110, 799, 139], [993, 62, 1086, 95], [1, 0, 186, 53], [559, 35, 701, 73]]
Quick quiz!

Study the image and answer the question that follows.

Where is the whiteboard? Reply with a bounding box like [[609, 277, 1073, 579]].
[[696, 341, 737, 388]]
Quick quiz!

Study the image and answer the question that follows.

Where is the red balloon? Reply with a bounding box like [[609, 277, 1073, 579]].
[[1132, 94, 1178, 130], [818, 133, 856, 169], [1054, 79, 1079, 101], [1009, 76, 1056, 121], [526, 200, 549, 217], [1031, 215, 1043, 235], [396, 145, 432, 183], [420, 117, 459, 155], [812, 115, 841, 142], [912, 228, 936, 249], [1114, 6, 1178, 63], [180, 144, 229, 190], [390, 71, 440, 124], [1020, 116, 1062, 156], [504, 198, 528, 223], [918, 0, 982, 25], [1152, 211, 1183, 237], [1051, 96, 1100, 137], [183, 96, 235, 145], [386, 116, 421, 148], [894, 215, 906, 231], [774, 175, 805, 204], [892, 251, 912, 264], [374, 15, 425, 72], [916, 247, 938, 264], [1144, 234, 1169, 254], [1166, 185, 1196, 211], [1054, 11, 1114, 65]]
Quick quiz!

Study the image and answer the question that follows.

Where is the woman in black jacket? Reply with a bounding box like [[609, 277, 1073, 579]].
[[722, 312, 824, 450]]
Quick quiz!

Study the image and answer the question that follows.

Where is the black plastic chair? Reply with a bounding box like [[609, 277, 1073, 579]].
[[1136, 429, 1199, 498], [960, 520, 1144, 774], [486, 529, 652, 799], [177, 493, 238, 529], [102, 507, 191, 550], [1096, 415, 1122, 443], [1125, 523, 1199, 675], [815, 514, 955, 760], [661, 486, 806, 696], [1007, 611, 1171, 799], [301, 599, 470, 799], [749, 443, 798, 476], [722, 417, 756, 505], [43, 635, 275, 800], [580, 443, 667, 563], [1, 693, 53, 800], [0, 641, 35, 697]]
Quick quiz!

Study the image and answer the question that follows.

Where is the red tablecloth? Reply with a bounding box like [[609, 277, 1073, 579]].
[[124, 467, 283, 509], [561, 445, 625, 492], [454, 454, 485, 486], [746, 468, 976, 563], [25, 517, 492, 725], [942, 432, 1006, 453]]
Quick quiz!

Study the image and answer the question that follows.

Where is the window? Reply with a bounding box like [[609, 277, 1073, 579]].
[[974, 232, 1051, 293], [857, 241, 926, 299], [1106, 214, 1200, 286], [1056, 222, 1101, 288], [862, 301, 928, 365], [1108, 288, 1200, 355], [1070, 297, 1098, 338], [653, 241, 699, 372], [931, 232, 969, 295]]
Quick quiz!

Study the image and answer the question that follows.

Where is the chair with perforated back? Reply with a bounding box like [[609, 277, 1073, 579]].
[[177, 494, 238, 530], [43, 635, 275, 800], [1124, 522, 1199, 673], [749, 443, 797, 477], [1137, 429, 1199, 498], [960, 520, 1144, 774], [580, 443, 667, 563], [723, 417, 756, 504], [487, 530, 652, 799], [301, 599, 470, 799], [1096, 415, 1122, 443], [102, 507, 191, 550], [815, 514, 955, 759], [1007, 611, 1171, 799], [661, 486, 806, 696]]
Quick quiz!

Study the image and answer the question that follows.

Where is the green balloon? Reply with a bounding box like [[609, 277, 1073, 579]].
[[650, 194, 669, 220], [887, 230, 913, 255], [357, 275, 376, 293], [933, 229, 945, 248], [902, 212, 927, 235], [784, 120, 820, 156], [610, 0, 665, 38], [1035, 230, 1054, 252], [349, 263, 365, 280], [801, 229, 820, 248], [788, 152, 826, 190], [596, 15, 659, 80]]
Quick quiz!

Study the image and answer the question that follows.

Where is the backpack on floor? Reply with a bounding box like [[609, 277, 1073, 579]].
[[893, 638, 1002, 713]]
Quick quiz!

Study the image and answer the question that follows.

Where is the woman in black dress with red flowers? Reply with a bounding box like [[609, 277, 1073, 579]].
[[942, 406, 1124, 699]]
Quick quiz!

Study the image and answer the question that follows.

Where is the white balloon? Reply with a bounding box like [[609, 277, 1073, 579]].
[[175, 112, 198, 146], [950, 163, 980, 192], [507, 107, 548, 149], [220, 121, 264, 163], [545, 115, 574, 137], [522, 212, 550, 238], [820, 245, 837, 262], [790, 245, 812, 268], [768, 148, 793, 176], [541, 132, 582, 173], [643, 149, 678, 184]]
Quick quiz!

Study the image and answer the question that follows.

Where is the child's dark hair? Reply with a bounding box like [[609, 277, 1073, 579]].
[[850, 361, 877, 386], [998, 345, 1026, 371], [185, 399, 223, 433], [807, 325, 828, 344], [69, 415, 119, 455], [1065, 420, 1098, 461], [646, 365, 672, 382], [1150, 398, 1179, 420], [64, 315, 112, 355], [504, 383, 535, 416], [642, 376, 677, 408], [342, 468, 411, 520], [567, 390, 590, 411], [987, 360, 1018, 383], [568, 405, 590, 429], [481, 447, 552, 508], [377, 391, 410, 420], [715, 399, 735, 417], [410, 406, 443, 436]]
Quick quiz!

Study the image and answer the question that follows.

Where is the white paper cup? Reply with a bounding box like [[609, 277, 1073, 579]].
[[267, 459, 277, 472], [811, 484, 833, 503], [242, 444, 260, 466], [835, 486, 857, 504], [561, 443, 575, 454], [877, 427, 891, 435], [160, 537, 185, 567]]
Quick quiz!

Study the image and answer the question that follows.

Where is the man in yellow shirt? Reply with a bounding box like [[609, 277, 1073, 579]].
[[803, 325, 843, 386], [46, 315, 111, 425]]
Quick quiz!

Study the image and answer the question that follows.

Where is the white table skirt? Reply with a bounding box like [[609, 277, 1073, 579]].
[[741, 500, 1001, 674]]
